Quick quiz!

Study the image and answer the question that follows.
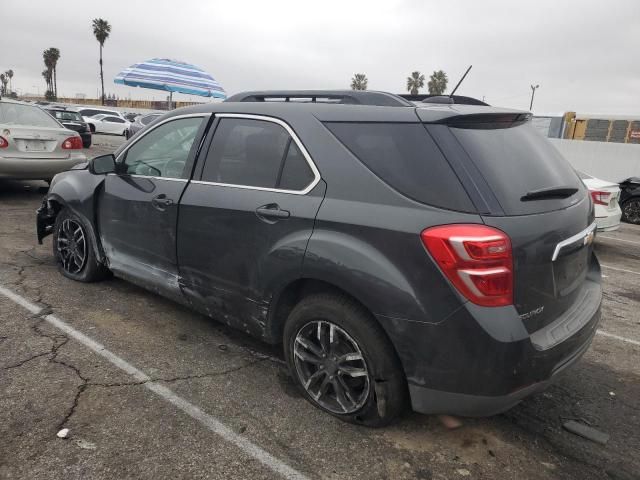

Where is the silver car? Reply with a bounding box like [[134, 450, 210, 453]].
[[0, 100, 86, 182]]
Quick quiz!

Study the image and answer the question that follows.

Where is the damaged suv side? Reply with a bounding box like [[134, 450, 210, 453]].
[[38, 91, 601, 426]]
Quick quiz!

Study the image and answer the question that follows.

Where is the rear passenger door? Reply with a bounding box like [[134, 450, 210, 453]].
[[178, 114, 325, 336]]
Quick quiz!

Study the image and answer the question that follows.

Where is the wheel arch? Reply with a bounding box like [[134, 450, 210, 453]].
[[266, 278, 406, 376], [39, 171, 107, 263]]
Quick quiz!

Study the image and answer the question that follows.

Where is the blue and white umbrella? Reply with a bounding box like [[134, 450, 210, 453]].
[[114, 58, 226, 105]]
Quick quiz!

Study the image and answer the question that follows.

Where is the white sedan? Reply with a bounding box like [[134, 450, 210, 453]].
[[85, 114, 130, 136], [578, 171, 622, 231]]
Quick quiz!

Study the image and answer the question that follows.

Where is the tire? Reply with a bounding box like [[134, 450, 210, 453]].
[[621, 198, 640, 225], [52, 208, 109, 282], [283, 293, 408, 427], [83, 137, 92, 148]]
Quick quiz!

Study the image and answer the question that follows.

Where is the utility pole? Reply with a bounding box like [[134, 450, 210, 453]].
[[529, 84, 540, 110]]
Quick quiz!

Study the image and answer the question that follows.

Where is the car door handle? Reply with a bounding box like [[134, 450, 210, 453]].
[[151, 194, 174, 210], [256, 204, 290, 220]]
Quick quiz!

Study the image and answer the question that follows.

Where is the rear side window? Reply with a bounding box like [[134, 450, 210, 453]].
[[451, 123, 584, 215], [202, 117, 315, 191], [324, 122, 475, 212]]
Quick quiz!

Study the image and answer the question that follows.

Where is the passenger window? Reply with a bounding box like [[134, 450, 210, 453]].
[[122, 117, 203, 178], [202, 118, 314, 191], [278, 141, 314, 190]]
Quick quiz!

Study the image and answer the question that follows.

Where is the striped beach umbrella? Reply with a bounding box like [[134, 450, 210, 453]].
[[114, 58, 226, 106]]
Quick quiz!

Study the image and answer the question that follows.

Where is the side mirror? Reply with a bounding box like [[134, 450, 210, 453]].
[[89, 154, 116, 175]]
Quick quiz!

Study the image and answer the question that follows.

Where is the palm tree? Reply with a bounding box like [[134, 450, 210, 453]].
[[42, 48, 59, 99], [428, 70, 448, 95], [6, 69, 13, 93], [48, 48, 60, 97], [350, 73, 368, 91], [0, 74, 6, 96], [406, 71, 425, 96], [92, 18, 111, 105]]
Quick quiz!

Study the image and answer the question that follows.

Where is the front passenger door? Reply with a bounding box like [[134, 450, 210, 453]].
[[98, 115, 208, 300]]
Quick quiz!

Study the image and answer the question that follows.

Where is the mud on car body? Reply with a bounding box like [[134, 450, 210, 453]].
[[37, 91, 602, 426]]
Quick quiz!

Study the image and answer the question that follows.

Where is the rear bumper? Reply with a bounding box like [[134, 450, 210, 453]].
[[0, 154, 86, 179], [408, 309, 598, 416], [377, 255, 602, 417], [595, 210, 622, 231]]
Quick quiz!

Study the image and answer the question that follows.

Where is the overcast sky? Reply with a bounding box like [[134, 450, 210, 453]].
[[3, 0, 640, 114]]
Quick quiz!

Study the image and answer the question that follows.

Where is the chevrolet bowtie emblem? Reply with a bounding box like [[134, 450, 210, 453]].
[[584, 231, 595, 246]]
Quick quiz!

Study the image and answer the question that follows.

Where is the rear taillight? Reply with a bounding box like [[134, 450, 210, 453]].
[[0, 136, 8, 148], [421, 224, 513, 307], [62, 136, 83, 150], [590, 190, 611, 206]]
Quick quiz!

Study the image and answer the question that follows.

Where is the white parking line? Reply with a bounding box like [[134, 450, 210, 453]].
[[599, 236, 640, 246], [600, 264, 640, 276], [0, 285, 309, 480], [596, 330, 640, 347]]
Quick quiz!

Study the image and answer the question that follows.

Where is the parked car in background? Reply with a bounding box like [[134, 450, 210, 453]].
[[126, 112, 163, 139], [85, 114, 130, 136], [37, 91, 601, 426], [123, 112, 140, 122], [0, 100, 86, 182], [77, 107, 126, 123], [619, 177, 640, 225], [578, 171, 622, 231], [46, 108, 92, 148]]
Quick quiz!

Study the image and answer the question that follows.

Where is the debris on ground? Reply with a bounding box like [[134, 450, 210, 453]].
[[456, 468, 471, 476], [438, 415, 463, 429], [562, 420, 609, 444], [75, 439, 96, 450], [56, 428, 69, 439]]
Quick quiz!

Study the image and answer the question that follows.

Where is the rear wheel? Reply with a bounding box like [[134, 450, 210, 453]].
[[53, 208, 109, 282], [283, 293, 407, 427], [83, 137, 92, 148], [621, 198, 640, 225]]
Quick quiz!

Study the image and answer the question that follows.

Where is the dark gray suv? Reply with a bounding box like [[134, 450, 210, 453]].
[[37, 91, 601, 426]]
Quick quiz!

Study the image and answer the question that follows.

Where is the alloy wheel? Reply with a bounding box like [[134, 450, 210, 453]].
[[293, 320, 370, 414], [624, 199, 640, 224], [56, 218, 87, 274]]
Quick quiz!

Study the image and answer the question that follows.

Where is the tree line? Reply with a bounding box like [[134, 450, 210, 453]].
[[351, 70, 448, 95], [15, 18, 112, 103]]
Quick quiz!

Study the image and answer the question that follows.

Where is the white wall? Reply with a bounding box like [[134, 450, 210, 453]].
[[550, 139, 640, 183]]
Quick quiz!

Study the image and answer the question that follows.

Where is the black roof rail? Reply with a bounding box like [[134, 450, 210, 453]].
[[225, 90, 414, 107], [398, 94, 489, 106]]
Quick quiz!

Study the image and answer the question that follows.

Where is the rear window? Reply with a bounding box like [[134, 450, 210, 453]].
[[451, 123, 584, 215], [141, 114, 160, 126], [324, 122, 475, 212], [49, 110, 82, 122], [0, 103, 60, 128]]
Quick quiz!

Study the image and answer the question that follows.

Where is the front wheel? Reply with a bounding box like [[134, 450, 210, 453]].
[[621, 198, 640, 225], [52, 208, 110, 282], [283, 294, 407, 427]]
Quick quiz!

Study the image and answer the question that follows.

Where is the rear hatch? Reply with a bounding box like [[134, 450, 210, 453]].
[[420, 109, 595, 332]]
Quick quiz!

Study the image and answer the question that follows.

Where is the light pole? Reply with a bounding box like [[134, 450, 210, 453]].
[[529, 84, 539, 110]]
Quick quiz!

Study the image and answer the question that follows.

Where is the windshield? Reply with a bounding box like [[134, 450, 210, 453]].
[[0, 103, 61, 128], [49, 110, 83, 122]]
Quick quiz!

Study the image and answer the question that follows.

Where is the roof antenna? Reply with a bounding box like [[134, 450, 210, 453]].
[[449, 65, 472, 98]]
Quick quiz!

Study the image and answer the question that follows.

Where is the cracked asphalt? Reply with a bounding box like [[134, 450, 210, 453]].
[[1, 134, 639, 479]]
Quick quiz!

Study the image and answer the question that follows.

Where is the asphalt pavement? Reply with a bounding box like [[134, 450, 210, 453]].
[[0, 135, 638, 479]]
